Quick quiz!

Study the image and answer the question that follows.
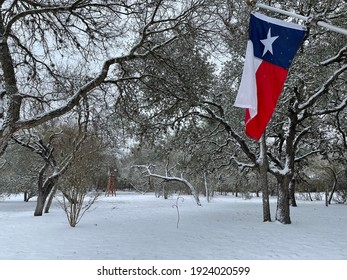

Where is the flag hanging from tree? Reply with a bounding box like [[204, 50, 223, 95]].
[[234, 12, 307, 141]]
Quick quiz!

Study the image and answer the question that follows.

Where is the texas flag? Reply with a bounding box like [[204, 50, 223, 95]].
[[234, 12, 307, 141]]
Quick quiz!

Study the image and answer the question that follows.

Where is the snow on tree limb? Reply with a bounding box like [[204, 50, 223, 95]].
[[14, 34, 179, 131], [132, 164, 201, 206], [320, 46, 347, 66], [298, 64, 347, 111], [336, 111, 347, 149], [312, 96, 347, 116], [197, 103, 257, 164], [3, 1, 91, 39], [294, 126, 311, 151], [294, 149, 322, 163], [0, 0, 204, 157]]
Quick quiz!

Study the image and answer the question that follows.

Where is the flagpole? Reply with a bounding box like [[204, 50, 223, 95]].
[[254, 2, 347, 36]]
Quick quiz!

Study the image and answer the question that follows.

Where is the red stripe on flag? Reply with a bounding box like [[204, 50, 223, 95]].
[[245, 61, 288, 141]]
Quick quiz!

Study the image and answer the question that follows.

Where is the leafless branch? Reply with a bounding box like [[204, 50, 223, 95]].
[[298, 64, 347, 111], [320, 46, 347, 66], [132, 164, 201, 206]]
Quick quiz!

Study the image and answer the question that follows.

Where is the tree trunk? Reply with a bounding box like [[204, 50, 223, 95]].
[[259, 136, 271, 222], [260, 165, 271, 222], [308, 192, 313, 201], [163, 185, 168, 199], [276, 175, 291, 224], [34, 178, 56, 216], [24, 192, 29, 202], [328, 184, 336, 205], [289, 179, 297, 207], [44, 185, 58, 213], [328, 177, 337, 205], [34, 191, 47, 216], [0, 15, 21, 157], [204, 172, 211, 203]]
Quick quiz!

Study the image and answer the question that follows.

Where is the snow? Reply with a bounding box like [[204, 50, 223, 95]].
[[0, 191, 346, 260]]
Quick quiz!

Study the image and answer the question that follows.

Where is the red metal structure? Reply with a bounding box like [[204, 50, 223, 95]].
[[105, 174, 116, 196]]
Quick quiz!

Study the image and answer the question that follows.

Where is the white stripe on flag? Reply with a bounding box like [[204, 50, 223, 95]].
[[234, 40, 262, 119]]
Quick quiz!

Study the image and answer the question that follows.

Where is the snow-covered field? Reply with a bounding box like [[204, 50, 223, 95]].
[[0, 191, 346, 260]]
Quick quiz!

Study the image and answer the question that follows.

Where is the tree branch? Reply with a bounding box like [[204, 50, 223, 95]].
[[132, 164, 201, 206], [298, 64, 347, 111], [320, 46, 347, 66], [14, 33, 180, 131], [197, 104, 257, 164]]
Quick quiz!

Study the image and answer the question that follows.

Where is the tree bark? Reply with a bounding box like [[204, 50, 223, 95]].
[[325, 167, 338, 205], [34, 176, 57, 216], [289, 179, 297, 207], [24, 192, 28, 202], [204, 172, 211, 203], [328, 181, 337, 205], [34, 190, 48, 216], [259, 136, 271, 222], [0, 14, 21, 156], [44, 185, 58, 214], [276, 175, 291, 224]]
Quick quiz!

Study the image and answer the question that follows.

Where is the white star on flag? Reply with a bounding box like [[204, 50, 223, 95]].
[[260, 28, 279, 56]]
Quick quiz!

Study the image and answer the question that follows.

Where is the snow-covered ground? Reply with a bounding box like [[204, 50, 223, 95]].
[[0, 191, 346, 260]]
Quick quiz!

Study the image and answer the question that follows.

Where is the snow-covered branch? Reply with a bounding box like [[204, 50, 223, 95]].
[[294, 126, 311, 150], [3, 1, 91, 38], [231, 157, 256, 171], [266, 152, 283, 170], [320, 46, 347, 66], [132, 164, 201, 206], [197, 104, 257, 164], [0, 0, 204, 158], [4, 1, 134, 39], [294, 150, 322, 162], [12, 133, 58, 163], [336, 111, 347, 149], [312, 96, 347, 116], [14, 25, 181, 132], [298, 64, 347, 111]]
